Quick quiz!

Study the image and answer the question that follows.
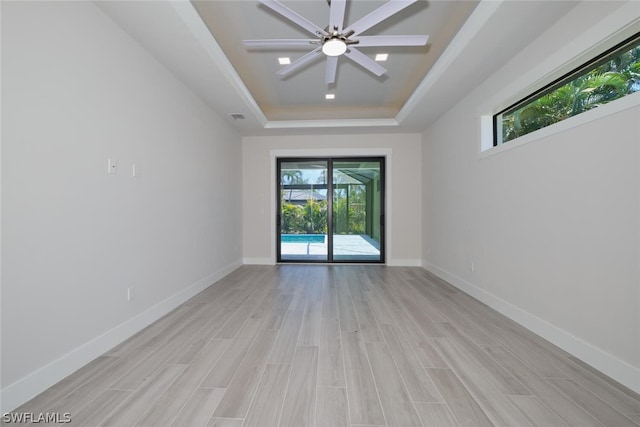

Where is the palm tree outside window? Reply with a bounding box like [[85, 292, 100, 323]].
[[495, 31, 640, 145]]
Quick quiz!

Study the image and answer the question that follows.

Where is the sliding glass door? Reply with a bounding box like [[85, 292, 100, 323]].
[[332, 159, 384, 261], [277, 159, 329, 262], [277, 157, 384, 263]]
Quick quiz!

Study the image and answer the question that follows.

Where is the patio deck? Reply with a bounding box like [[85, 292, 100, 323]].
[[280, 234, 381, 261]]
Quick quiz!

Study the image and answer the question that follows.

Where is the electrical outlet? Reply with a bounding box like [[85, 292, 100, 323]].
[[108, 158, 118, 175]]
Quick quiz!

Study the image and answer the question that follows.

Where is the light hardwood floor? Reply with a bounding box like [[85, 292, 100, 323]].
[[12, 265, 640, 426]]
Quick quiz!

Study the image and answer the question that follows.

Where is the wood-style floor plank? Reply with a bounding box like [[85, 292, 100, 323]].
[[547, 378, 640, 427], [352, 298, 384, 342], [63, 389, 131, 427], [428, 368, 494, 427], [215, 285, 273, 339], [298, 300, 322, 346], [440, 323, 530, 396], [206, 418, 243, 427], [105, 305, 192, 357], [108, 304, 212, 391], [99, 365, 186, 426], [279, 346, 318, 427], [249, 288, 281, 321], [200, 318, 262, 388], [485, 345, 605, 427], [321, 286, 339, 319], [212, 329, 278, 419], [433, 338, 534, 427], [318, 317, 346, 387], [366, 341, 423, 426], [488, 323, 572, 379], [19, 355, 119, 415], [380, 324, 442, 403], [364, 289, 395, 325], [289, 292, 308, 311], [134, 339, 230, 426], [398, 293, 447, 339], [563, 356, 640, 416], [506, 395, 570, 427], [337, 284, 359, 334], [12, 265, 640, 427], [47, 355, 135, 417], [243, 364, 291, 427], [171, 388, 225, 427], [342, 331, 386, 425], [268, 309, 304, 364], [262, 293, 294, 330], [316, 387, 349, 427], [421, 290, 500, 347], [375, 285, 449, 368], [413, 402, 458, 427]]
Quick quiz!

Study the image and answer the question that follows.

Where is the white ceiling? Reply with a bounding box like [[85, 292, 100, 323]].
[[192, 0, 478, 122], [95, 0, 580, 136]]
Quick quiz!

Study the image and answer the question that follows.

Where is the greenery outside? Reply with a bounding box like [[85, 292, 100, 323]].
[[280, 200, 328, 234], [500, 35, 640, 143], [280, 169, 368, 236], [333, 184, 367, 235]]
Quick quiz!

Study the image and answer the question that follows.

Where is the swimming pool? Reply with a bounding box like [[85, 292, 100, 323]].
[[281, 234, 326, 243]]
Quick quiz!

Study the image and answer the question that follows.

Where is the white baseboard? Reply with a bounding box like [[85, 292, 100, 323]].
[[243, 257, 274, 265], [387, 258, 422, 267], [0, 260, 242, 413], [243, 257, 420, 266], [423, 262, 640, 394]]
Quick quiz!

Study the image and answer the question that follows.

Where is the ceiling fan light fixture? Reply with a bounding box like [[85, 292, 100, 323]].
[[322, 38, 347, 56]]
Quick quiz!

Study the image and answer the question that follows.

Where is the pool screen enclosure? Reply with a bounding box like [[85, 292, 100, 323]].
[[277, 157, 385, 263]]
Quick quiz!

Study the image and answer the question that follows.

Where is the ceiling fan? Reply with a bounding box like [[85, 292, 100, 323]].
[[243, 0, 429, 85]]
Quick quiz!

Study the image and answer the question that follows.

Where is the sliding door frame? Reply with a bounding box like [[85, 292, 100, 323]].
[[276, 156, 385, 264]]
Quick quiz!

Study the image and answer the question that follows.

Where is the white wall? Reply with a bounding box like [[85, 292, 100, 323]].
[[422, 1, 640, 392], [242, 134, 422, 266], [1, 1, 242, 410]]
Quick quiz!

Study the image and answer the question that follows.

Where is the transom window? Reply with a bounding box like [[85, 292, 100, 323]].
[[494, 31, 640, 146]]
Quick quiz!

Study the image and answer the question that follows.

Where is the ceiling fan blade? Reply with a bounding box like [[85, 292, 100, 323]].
[[243, 39, 318, 47], [344, 0, 417, 36], [355, 35, 429, 47], [329, 0, 347, 32], [326, 56, 338, 85], [344, 48, 387, 77], [259, 0, 326, 37], [277, 47, 324, 77]]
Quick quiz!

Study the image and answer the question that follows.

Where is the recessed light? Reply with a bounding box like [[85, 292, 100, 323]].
[[325, 94, 335, 100], [375, 53, 388, 62], [278, 57, 291, 65]]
